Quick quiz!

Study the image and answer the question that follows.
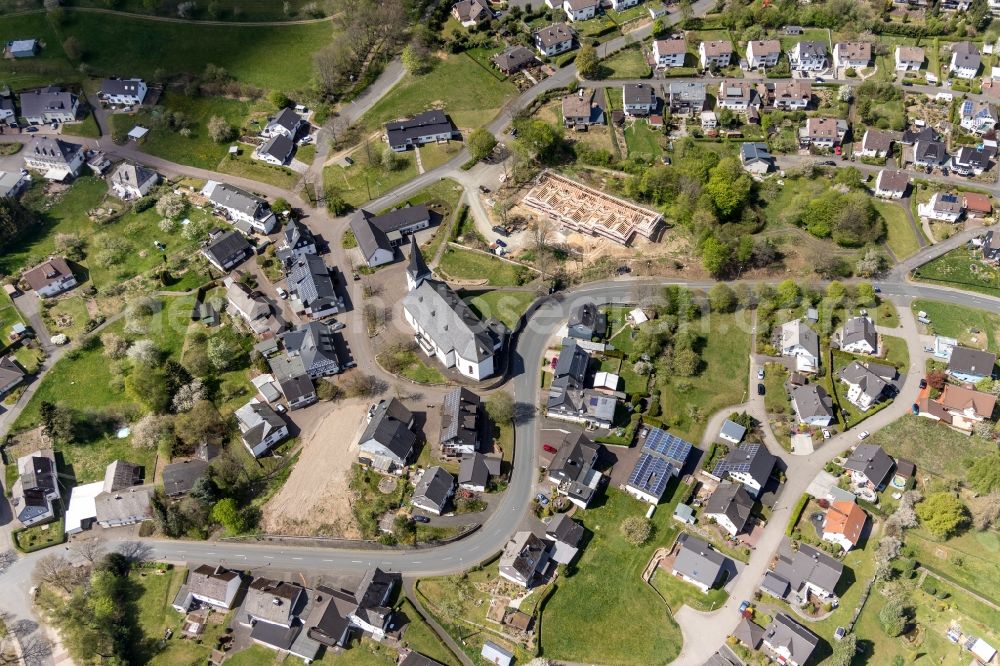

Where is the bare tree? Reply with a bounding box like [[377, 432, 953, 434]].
[[71, 539, 104, 565], [13, 635, 52, 666], [0, 549, 15, 573], [118, 541, 153, 563], [32, 554, 81, 594], [530, 218, 553, 277]]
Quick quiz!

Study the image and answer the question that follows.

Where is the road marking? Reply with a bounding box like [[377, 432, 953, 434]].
[[412, 561, 421, 564], [263, 556, 274, 559], [206, 552, 215, 555], [292, 557, 303, 560], [323, 559, 334, 562], [352, 560, 362, 563]]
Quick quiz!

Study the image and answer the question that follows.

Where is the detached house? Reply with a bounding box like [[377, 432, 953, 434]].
[[746, 40, 781, 68], [623, 83, 657, 116], [451, 0, 493, 26], [717, 80, 759, 111], [201, 230, 253, 272], [440, 387, 481, 457], [224, 277, 278, 336], [844, 444, 895, 490], [351, 206, 432, 268], [761, 614, 819, 666], [947, 346, 996, 382], [699, 40, 733, 69], [652, 39, 687, 68], [492, 46, 537, 75], [23, 256, 77, 297], [952, 146, 995, 177], [548, 431, 603, 508], [838, 316, 878, 355], [562, 88, 604, 129], [567, 302, 607, 340], [923, 383, 997, 432], [358, 398, 416, 472], [740, 142, 774, 176], [822, 500, 867, 552], [262, 107, 307, 140], [950, 41, 981, 79], [280, 321, 342, 378], [384, 110, 455, 152], [173, 565, 241, 611], [99, 78, 147, 106], [918, 192, 964, 222], [108, 162, 158, 200], [458, 452, 501, 492], [791, 384, 835, 427], [858, 129, 895, 158], [534, 23, 575, 57], [624, 427, 693, 504], [254, 134, 295, 166], [704, 481, 754, 537], [667, 81, 707, 116], [609, 0, 639, 9], [671, 535, 730, 593], [875, 169, 909, 199], [779, 319, 820, 373], [833, 42, 872, 69], [913, 139, 949, 168], [499, 531, 550, 588], [712, 443, 776, 498], [287, 255, 343, 319], [799, 117, 848, 148], [23, 136, 85, 180], [0, 356, 25, 398], [960, 100, 997, 135], [412, 466, 455, 515], [277, 219, 318, 264], [766, 543, 843, 604], [202, 180, 277, 234], [838, 361, 892, 411], [789, 41, 827, 72], [769, 79, 811, 110], [895, 45, 925, 71], [562, 0, 599, 22], [20, 86, 78, 124], [10, 449, 59, 527], [235, 400, 289, 457]]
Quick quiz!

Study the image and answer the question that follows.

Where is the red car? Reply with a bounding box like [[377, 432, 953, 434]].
[[543, 444, 557, 454]]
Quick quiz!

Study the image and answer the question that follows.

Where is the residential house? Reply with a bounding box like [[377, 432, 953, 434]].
[[172, 565, 241, 611], [350, 205, 432, 268], [261, 107, 307, 140], [399, 652, 445, 666], [547, 375, 617, 428], [701, 110, 718, 130], [712, 443, 776, 498], [499, 531, 550, 587], [799, 117, 848, 148], [984, 229, 1000, 263], [610, 0, 639, 9], [704, 481, 754, 537], [746, 40, 781, 68], [358, 398, 415, 472], [7, 39, 38, 58], [99, 78, 147, 106], [923, 383, 997, 432], [0, 356, 25, 397], [567, 302, 607, 340], [768, 79, 811, 110], [276, 219, 318, 264], [23, 136, 85, 180], [305, 569, 399, 652], [964, 192, 993, 217], [858, 129, 895, 158], [837, 361, 890, 411], [242, 577, 304, 627], [761, 614, 819, 666], [822, 500, 868, 551], [732, 618, 765, 652], [652, 39, 687, 68], [94, 460, 151, 529], [838, 316, 879, 355], [903, 125, 937, 146], [412, 466, 454, 515], [895, 45, 925, 71], [766, 543, 843, 603], [548, 431, 603, 508], [254, 134, 295, 166], [162, 459, 209, 496], [960, 100, 997, 134], [844, 443, 895, 490], [384, 110, 455, 152], [918, 192, 964, 222], [671, 535, 730, 593], [451, 0, 492, 26], [622, 83, 657, 116], [458, 452, 501, 492], [19, 86, 78, 124], [10, 449, 59, 527], [492, 46, 537, 75], [562, 0, 599, 22], [699, 40, 733, 69], [403, 251, 506, 381], [780, 319, 820, 373], [108, 162, 158, 200], [201, 230, 253, 272], [913, 139, 949, 168], [235, 400, 289, 458], [791, 384, 835, 427], [562, 88, 603, 129], [952, 146, 995, 177], [833, 42, 872, 69], [717, 80, 759, 111], [740, 142, 775, 176], [948, 346, 997, 382], [719, 419, 747, 445], [287, 255, 343, 319], [950, 41, 981, 78], [533, 23, 575, 57], [874, 169, 909, 199], [546, 513, 584, 564], [22, 256, 77, 297], [440, 387, 481, 457], [0, 98, 16, 126], [667, 81, 707, 116], [202, 181, 277, 234], [268, 359, 316, 410], [789, 41, 827, 72], [230, 282, 277, 334], [624, 428, 693, 504], [280, 321, 342, 378]]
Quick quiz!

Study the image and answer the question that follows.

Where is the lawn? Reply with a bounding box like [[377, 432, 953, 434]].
[[655, 312, 751, 443], [600, 46, 652, 79], [13, 517, 66, 552], [215, 150, 301, 190], [0, 292, 26, 341], [60, 114, 102, 139], [395, 599, 459, 666], [43, 295, 91, 341], [324, 146, 419, 209], [360, 53, 517, 131], [57, 12, 335, 90], [868, 415, 995, 483], [914, 246, 1000, 300], [0, 14, 79, 89], [874, 200, 920, 259], [437, 247, 532, 287], [912, 299, 1000, 352], [763, 362, 790, 415], [623, 120, 664, 158], [464, 290, 537, 329], [70, 0, 336, 21], [417, 141, 463, 172], [540, 490, 682, 666], [378, 346, 446, 385], [649, 566, 729, 613], [111, 93, 259, 169]]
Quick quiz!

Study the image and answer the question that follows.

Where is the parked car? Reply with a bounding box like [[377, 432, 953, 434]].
[[857, 431, 870, 440], [479, 185, 491, 194], [413, 515, 430, 524], [535, 493, 550, 506], [919, 378, 927, 389], [543, 444, 557, 454], [276, 287, 288, 299], [757, 368, 765, 380], [25, 126, 37, 133], [330, 320, 346, 332], [757, 383, 765, 396], [352, 271, 361, 281], [823, 429, 831, 439], [820, 160, 837, 166], [495, 238, 507, 248], [815, 77, 825, 83], [492, 225, 509, 236], [615, 265, 631, 275], [738, 600, 751, 614]]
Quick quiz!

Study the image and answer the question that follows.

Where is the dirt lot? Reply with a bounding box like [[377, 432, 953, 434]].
[[259, 398, 371, 537]]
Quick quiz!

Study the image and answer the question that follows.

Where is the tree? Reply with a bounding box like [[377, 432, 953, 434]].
[[968, 453, 1000, 494], [972, 491, 1000, 530], [576, 43, 600, 78], [54, 232, 85, 261], [172, 379, 206, 412], [672, 347, 700, 376], [830, 632, 857, 666], [916, 491, 969, 538], [207, 115, 236, 143], [519, 120, 563, 164], [855, 248, 886, 278], [826, 281, 847, 303], [131, 413, 172, 450], [708, 283, 736, 313], [71, 539, 105, 564], [127, 339, 159, 366], [705, 157, 752, 220], [33, 554, 84, 594], [155, 192, 187, 219], [316, 379, 343, 401], [401, 42, 432, 74], [101, 332, 129, 360], [879, 596, 910, 637], [207, 336, 237, 371], [211, 498, 250, 534], [468, 128, 498, 162], [926, 370, 948, 390], [174, 400, 227, 448], [486, 392, 515, 425], [855, 282, 877, 306], [776, 279, 801, 308], [343, 373, 382, 398], [63, 36, 83, 61], [269, 91, 291, 108], [621, 516, 652, 545], [39, 401, 75, 442], [127, 369, 170, 413], [700, 235, 732, 276]]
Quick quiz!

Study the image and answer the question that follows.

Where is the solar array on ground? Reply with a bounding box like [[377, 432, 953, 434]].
[[642, 427, 693, 466]]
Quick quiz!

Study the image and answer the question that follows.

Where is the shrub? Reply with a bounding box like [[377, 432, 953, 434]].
[[786, 494, 809, 536], [621, 516, 652, 545]]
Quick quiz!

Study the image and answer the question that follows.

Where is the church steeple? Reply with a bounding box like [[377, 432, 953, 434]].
[[406, 234, 430, 291]]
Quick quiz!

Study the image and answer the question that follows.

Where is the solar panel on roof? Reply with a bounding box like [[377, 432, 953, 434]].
[[642, 428, 693, 465], [627, 452, 673, 498], [962, 100, 973, 114]]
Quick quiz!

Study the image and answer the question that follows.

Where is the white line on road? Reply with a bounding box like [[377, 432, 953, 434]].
[[323, 559, 334, 562], [352, 560, 362, 563], [292, 557, 303, 560], [263, 556, 274, 559]]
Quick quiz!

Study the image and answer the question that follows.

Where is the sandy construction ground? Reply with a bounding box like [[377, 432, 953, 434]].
[[260, 398, 371, 538]]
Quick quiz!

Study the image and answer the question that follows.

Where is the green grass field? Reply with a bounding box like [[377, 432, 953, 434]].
[[361, 53, 517, 131], [541, 490, 682, 665], [600, 46, 652, 79], [869, 415, 995, 483], [649, 565, 729, 612], [324, 146, 419, 209], [215, 150, 300, 189], [914, 247, 1000, 299], [763, 362, 790, 414], [912, 299, 1000, 352], [464, 289, 536, 329], [875, 200, 920, 259], [623, 120, 664, 158], [0, 14, 79, 89], [68, 0, 336, 21], [417, 141, 462, 172], [437, 247, 532, 287], [0, 292, 26, 342], [60, 114, 101, 139]]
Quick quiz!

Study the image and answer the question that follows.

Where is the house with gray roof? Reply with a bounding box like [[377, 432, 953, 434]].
[[201, 230, 253, 272], [547, 431, 602, 508], [733, 618, 765, 650], [224, 277, 278, 336], [546, 384, 617, 429], [947, 346, 996, 383], [412, 466, 455, 515], [838, 361, 889, 411], [780, 319, 820, 372], [99, 78, 147, 106], [173, 565, 241, 611], [202, 180, 277, 234], [162, 459, 209, 497], [287, 255, 343, 319], [10, 449, 59, 527], [262, 107, 307, 140], [254, 133, 295, 166], [791, 384, 835, 427], [719, 419, 747, 444], [351, 205, 432, 268], [358, 398, 415, 472], [567, 302, 607, 340], [20, 86, 78, 124], [440, 387, 481, 457], [740, 142, 774, 176], [704, 481, 754, 537], [492, 46, 537, 74], [671, 534, 730, 593], [534, 23, 575, 57], [108, 162, 158, 200], [768, 543, 843, 603], [6, 39, 38, 58], [23, 136, 85, 180], [307, 569, 398, 648], [712, 443, 776, 498], [277, 220, 317, 263], [280, 321, 341, 378], [242, 578, 305, 627], [844, 443, 895, 490], [385, 109, 455, 152], [0, 355, 26, 397], [399, 650, 445, 666], [667, 81, 707, 116], [235, 400, 289, 458], [268, 355, 317, 410], [761, 614, 819, 666], [950, 40, 981, 79], [458, 452, 501, 492], [545, 513, 584, 565], [499, 531, 550, 588]]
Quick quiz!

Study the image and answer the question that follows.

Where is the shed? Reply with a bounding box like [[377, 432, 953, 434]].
[[481, 641, 514, 666], [719, 419, 747, 445], [127, 126, 149, 141], [673, 502, 696, 524]]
